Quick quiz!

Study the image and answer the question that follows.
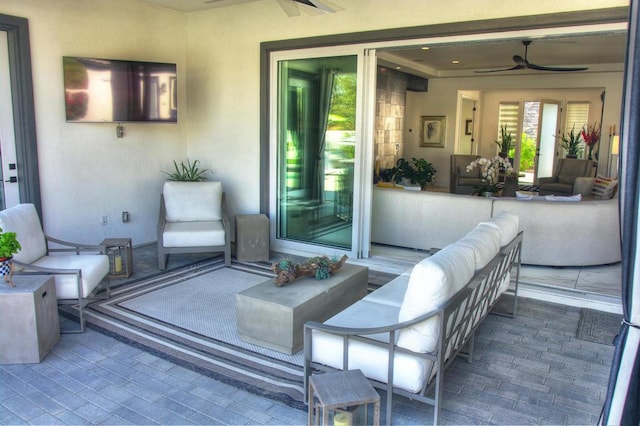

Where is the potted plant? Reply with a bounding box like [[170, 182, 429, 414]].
[[162, 159, 211, 181], [384, 158, 437, 190], [409, 157, 437, 190], [0, 227, 21, 286], [495, 124, 513, 158], [556, 125, 583, 158], [0, 227, 21, 260]]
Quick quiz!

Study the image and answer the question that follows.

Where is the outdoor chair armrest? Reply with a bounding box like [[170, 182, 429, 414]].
[[45, 235, 105, 254]]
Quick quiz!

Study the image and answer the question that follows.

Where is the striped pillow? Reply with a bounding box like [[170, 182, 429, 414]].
[[590, 176, 618, 199]]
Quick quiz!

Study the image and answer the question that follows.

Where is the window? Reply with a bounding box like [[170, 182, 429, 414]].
[[564, 101, 590, 134]]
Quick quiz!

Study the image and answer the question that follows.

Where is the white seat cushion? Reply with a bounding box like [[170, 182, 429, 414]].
[[32, 255, 109, 299], [163, 181, 223, 222], [162, 221, 226, 247], [0, 203, 47, 265], [312, 299, 429, 393], [364, 273, 410, 308]]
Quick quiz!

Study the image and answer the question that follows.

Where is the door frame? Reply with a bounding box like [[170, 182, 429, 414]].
[[0, 14, 41, 216]]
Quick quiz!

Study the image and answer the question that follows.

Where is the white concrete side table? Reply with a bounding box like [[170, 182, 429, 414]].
[[308, 369, 380, 426], [0, 275, 59, 363]]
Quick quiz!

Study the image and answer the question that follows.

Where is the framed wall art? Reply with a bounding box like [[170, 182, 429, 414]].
[[420, 115, 446, 147]]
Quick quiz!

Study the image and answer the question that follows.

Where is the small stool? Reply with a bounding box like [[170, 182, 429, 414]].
[[308, 369, 380, 426], [235, 214, 270, 262]]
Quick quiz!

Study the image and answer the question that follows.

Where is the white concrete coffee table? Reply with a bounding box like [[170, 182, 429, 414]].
[[236, 264, 368, 354]]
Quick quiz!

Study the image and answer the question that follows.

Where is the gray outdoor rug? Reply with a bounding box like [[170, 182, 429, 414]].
[[576, 308, 622, 345], [79, 259, 311, 409]]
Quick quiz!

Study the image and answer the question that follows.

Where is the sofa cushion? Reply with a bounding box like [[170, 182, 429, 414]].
[[163, 181, 223, 222], [396, 242, 475, 353], [544, 194, 582, 202], [0, 203, 47, 265], [365, 273, 410, 308], [162, 221, 226, 247], [457, 223, 501, 270], [483, 211, 519, 247], [590, 176, 618, 200]]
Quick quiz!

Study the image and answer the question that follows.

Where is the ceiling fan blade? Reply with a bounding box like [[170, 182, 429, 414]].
[[526, 62, 589, 72], [306, 0, 337, 13], [275, 0, 300, 16], [474, 64, 525, 73]]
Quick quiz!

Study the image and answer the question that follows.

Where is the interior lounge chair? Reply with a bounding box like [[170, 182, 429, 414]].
[[0, 203, 110, 333], [157, 181, 231, 269], [450, 154, 482, 194], [538, 158, 594, 196]]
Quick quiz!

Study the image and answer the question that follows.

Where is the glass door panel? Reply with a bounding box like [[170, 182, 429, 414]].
[[536, 100, 561, 180], [276, 55, 357, 250]]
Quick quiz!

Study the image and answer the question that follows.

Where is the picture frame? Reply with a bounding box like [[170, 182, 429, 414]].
[[420, 115, 446, 147], [465, 119, 473, 135]]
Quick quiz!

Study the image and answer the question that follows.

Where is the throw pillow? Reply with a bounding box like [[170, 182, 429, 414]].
[[590, 176, 618, 199], [544, 194, 582, 202]]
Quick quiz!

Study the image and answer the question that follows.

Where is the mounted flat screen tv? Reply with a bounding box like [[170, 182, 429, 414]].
[[63, 56, 177, 123]]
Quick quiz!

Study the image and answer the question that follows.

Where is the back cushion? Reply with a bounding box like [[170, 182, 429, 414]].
[[482, 212, 519, 247], [456, 223, 501, 270], [0, 204, 46, 264], [163, 181, 223, 222], [397, 242, 475, 353]]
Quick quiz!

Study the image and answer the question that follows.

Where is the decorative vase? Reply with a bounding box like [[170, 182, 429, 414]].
[[0, 256, 15, 287]]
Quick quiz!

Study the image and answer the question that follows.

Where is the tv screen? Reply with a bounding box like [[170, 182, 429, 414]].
[[63, 56, 177, 123]]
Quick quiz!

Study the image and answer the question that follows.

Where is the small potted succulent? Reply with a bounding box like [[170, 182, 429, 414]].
[[0, 227, 21, 286]]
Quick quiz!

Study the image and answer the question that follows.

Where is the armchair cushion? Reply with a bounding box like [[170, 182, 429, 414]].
[[163, 181, 223, 222], [162, 221, 226, 247], [0, 203, 46, 265], [32, 255, 109, 299]]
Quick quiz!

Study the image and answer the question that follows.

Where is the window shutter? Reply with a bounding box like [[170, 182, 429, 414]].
[[498, 102, 520, 140], [565, 102, 590, 134]]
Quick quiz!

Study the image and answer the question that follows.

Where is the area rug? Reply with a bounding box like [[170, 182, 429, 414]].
[[77, 259, 319, 409], [576, 308, 622, 345]]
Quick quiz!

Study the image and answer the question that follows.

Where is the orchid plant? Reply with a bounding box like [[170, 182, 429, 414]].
[[466, 155, 513, 194]]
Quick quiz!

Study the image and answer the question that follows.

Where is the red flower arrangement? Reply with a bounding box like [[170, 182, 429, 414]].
[[581, 122, 601, 160]]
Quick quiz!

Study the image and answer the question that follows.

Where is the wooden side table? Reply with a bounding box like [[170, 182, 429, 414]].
[[101, 238, 133, 278], [308, 369, 380, 426]]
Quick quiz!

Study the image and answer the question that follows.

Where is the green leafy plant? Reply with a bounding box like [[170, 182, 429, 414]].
[[0, 227, 21, 259], [163, 159, 210, 182], [383, 157, 437, 190], [495, 124, 513, 154], [556, 125, 584, 157]]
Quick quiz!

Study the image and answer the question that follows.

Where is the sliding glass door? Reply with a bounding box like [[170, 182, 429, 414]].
[[270, 50, 370, 257]]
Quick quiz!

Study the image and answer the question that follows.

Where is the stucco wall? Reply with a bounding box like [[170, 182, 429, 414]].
[[0, 0, 628, 246]]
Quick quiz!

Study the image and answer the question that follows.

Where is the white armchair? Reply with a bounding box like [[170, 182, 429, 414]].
[[0, 204, 110, 333], [157, 181, 231, 269]]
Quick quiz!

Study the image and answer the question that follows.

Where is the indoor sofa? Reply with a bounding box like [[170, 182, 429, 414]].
[[372, 186, 620, 266]]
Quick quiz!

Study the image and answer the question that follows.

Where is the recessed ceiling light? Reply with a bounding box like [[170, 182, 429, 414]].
[[451, 60, 460, 64], [395, 66, 401, 70], [421, 46, 430, 50]]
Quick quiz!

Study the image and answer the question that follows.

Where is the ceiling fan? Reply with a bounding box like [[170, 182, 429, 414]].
[[275, 0, 337, 16], [474, 40, 589, 73]]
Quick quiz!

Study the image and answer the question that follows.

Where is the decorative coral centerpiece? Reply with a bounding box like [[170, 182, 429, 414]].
[[271, 254, 348, 287]]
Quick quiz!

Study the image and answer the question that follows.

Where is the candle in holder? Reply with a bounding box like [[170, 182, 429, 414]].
[[114, 255, 123, 273]]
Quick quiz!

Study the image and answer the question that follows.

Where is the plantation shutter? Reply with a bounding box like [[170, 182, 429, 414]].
[[564, 102, 590, 134], [498, 102, 520, 141]]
